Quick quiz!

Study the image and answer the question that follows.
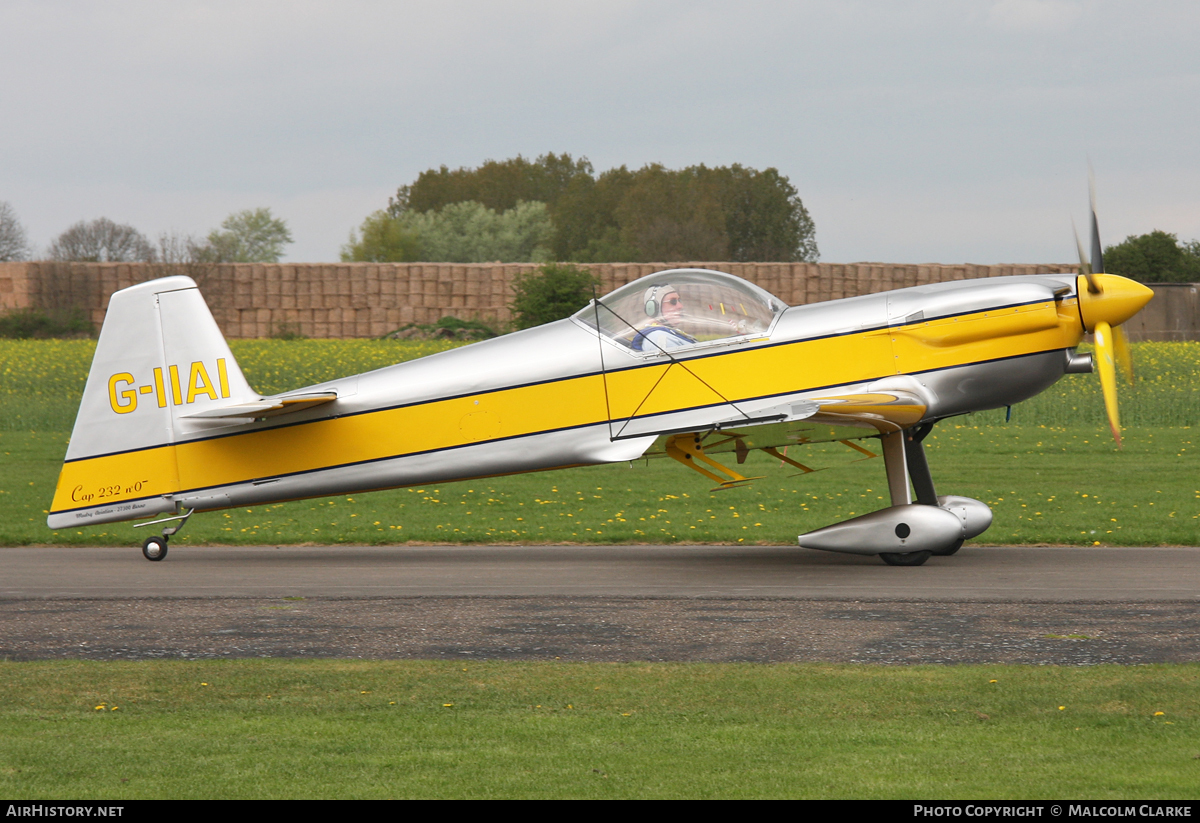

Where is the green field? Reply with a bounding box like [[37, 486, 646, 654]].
[[1, 339, 1197, 547], [2, 660, 1197, 799]]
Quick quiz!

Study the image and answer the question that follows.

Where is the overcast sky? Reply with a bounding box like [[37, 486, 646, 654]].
[[2, 0, 1197, 265]]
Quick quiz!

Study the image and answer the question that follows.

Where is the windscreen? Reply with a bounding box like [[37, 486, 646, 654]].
[[575, 269, 785, 353]]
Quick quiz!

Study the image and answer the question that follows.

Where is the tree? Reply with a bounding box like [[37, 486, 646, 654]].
[[411, 201, 553, 262], [606, 163, 819, 263], [350, 201, 553, 263], [549, 165, 638, 262], [341, 211, 421, 262], [719, 165, 818, 262], [509, 263, 599, 329], [390, 153, 594, 217], [203, 208, 293, 263], [1103, 230, 1200, 283], [389, 156, 819, 264], [1184, 240, 1200, 265], [0, 201, 31, 261], [612, 164, 729, 261], [48, 217, 154, 262]]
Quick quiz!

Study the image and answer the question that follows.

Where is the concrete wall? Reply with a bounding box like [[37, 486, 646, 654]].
[[2, 260, 1191, 340]]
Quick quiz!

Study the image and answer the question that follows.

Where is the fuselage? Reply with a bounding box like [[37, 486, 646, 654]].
[[49, 271, 1095, 529]]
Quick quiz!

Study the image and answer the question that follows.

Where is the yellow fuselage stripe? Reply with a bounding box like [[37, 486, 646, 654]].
[[51, 300, 1082, 514]]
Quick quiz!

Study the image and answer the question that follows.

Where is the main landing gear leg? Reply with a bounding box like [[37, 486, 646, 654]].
[[904, 422, 938, 506], [134, 508, 195, 562], [877, 426, 936, 567], [903, 423, 964, 556]]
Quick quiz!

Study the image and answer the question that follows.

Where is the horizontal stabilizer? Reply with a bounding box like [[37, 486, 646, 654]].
[[179, 391, 338, 420]]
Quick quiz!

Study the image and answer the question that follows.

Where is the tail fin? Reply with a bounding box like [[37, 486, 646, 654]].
[[48, 276, 257, 528]]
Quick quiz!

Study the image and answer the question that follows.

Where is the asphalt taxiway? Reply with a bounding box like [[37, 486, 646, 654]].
[[3, 545, 1196, 664], [2, 544, 1197, 600]]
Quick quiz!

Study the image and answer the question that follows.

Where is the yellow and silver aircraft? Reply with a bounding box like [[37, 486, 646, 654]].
[[48, 237, 1152, 565]]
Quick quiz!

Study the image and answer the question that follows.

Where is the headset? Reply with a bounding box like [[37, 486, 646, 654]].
[[643, 284, 676, 318]]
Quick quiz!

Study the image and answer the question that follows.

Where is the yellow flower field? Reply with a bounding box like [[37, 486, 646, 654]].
[[976, 342, 1200, 427]]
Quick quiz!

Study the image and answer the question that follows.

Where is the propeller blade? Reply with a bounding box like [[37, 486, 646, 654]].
[[1089, 167, 1105, 274], [1094, 320, 1122, 448], [1113, 323, 1134, 386], [1072, 219, 1100, 293]]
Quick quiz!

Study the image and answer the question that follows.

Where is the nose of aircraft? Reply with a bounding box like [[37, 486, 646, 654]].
[[1076, 274, 1154, 332]]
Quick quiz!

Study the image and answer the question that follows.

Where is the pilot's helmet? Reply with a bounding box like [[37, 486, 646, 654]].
[[643, 284, 678, 318]]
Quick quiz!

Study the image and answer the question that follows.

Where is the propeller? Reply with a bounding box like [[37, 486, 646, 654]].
[[1072, 173, 1147, 448], [1093, 320, 1122, 447]]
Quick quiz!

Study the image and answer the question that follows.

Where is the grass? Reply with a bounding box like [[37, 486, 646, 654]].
[[1, 659, 1197, 799], [3, 425, 1195, 547]]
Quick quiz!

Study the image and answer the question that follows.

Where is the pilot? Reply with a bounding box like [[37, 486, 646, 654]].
[[632, 284, 698, 352]]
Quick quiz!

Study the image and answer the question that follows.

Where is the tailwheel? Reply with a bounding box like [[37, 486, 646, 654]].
[[141, 535, 168, 562], [134, 507, 192, 561], [879, 550, 931, 567]]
